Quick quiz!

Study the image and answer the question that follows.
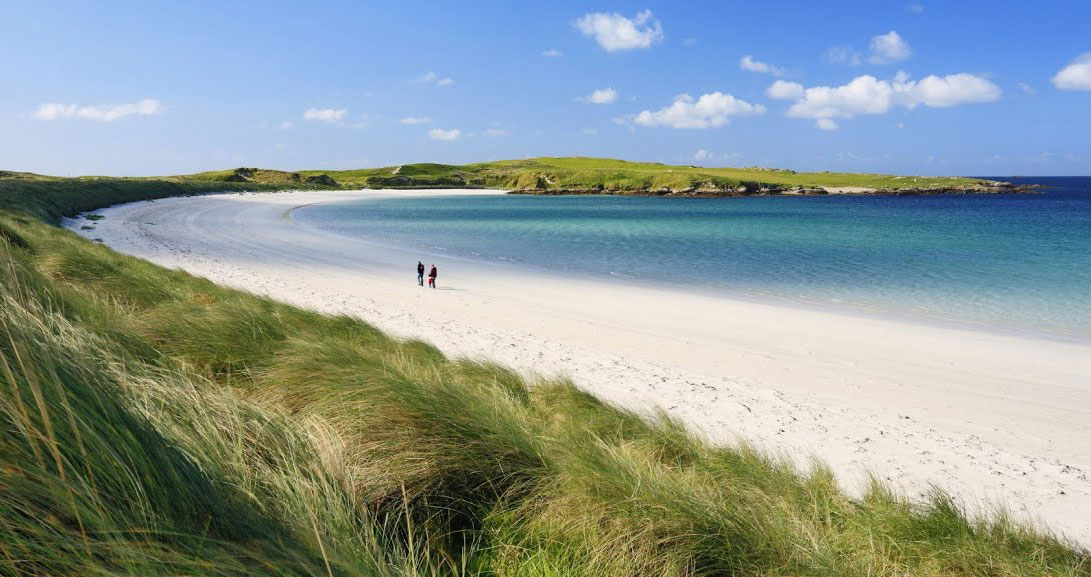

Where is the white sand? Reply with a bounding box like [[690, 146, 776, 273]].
[[68, 189, 1091, 546], [823, 186, 878, 194]]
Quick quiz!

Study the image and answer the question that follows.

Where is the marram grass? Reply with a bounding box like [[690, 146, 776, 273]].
[[0, 199, 1087, 576]]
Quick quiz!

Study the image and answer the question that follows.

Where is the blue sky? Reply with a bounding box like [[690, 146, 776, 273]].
[[2, 0, 1089, 176]]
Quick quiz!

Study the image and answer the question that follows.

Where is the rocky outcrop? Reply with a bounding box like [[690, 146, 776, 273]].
[[508, 181, 1038, 198], [304, 174, 338, 186], [223, 167, 257, 182]]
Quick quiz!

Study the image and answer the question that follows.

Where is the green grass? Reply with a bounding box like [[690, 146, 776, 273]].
[[298, 157, 995, 192], [3, 157, 1004, 211], [0, 177, 1085, 576], [0, 173, 333, 222]]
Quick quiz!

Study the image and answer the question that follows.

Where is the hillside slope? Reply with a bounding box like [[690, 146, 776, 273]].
[[3, 158, 1029, 207]]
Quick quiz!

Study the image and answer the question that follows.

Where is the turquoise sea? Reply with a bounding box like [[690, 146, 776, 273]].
[[293, 177, 1091, 340]]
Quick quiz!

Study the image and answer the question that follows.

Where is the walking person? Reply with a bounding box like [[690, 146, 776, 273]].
[[417, 261, 425, 286], [428, 264, 437, 289]]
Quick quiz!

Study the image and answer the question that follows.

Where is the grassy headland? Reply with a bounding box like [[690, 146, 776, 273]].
[[0, 168, 1082, 576], [3, 157, 1028, 214], [213, 157, 1024, 195]]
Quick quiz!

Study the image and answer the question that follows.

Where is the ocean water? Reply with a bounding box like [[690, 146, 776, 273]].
[[293, 177, 1091, 339]]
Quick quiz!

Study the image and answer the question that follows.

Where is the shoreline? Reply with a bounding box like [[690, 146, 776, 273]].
[[68, 188, 1091, 546], [505, 182, 1039, 197], [289, 197, 1090, 346]]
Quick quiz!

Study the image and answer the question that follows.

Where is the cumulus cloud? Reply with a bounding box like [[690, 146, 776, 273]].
[[767, 80, 805, 100], [909, 73, 1001, 107], [401, 116, 431, 125], [1052, 53, 1091, 91], [739, 55, 785, 76], [574, 10, 663, 52], [694, 149, 712, 161], [774, 72, 1001, 129], [33, 98, 162, 121], [542, 48, 563, 57], [868, 31, 912, 64], [417, 71, 455, 87], [580, 87, 618, 104], [303, 108, 347, 123], [428, 128, 461, 141], [634, 92, 765, 129]]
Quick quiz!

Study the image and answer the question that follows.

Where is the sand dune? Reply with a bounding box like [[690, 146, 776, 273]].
[[69, 189, 1091, 545]]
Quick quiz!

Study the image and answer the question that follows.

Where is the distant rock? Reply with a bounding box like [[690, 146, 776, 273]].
[[224, 167, 256, 182], [304, 174, 338, 186]]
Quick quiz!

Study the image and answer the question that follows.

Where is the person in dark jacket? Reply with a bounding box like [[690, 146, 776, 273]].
[[428, 264, 437, 288], [417, 261, 425, 286]]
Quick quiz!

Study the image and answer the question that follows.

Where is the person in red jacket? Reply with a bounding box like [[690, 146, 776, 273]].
[[428, 264, 437, 288]]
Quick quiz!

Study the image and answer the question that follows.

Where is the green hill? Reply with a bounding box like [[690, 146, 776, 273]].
[[307, 157, 1012, 194], [3, 158, 1023, 218]]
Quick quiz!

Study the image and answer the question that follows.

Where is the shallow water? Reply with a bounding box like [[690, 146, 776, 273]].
[[294, 177, 1091, 339]]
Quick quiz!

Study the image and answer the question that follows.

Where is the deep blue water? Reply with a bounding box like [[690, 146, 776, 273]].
[[294, 177, 1091, 339]]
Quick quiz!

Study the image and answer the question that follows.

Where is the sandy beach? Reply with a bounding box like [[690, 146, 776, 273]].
[[68, 189, 1091, 545]]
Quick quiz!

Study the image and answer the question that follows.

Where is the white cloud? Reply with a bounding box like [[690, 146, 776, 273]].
[[826, 45, 862, 66], [303, 108, 347, 123], [1052, 53, 1091, 91], [417, 71, 454, 87], [33, 98, 162, 121], [906, 3, 925, 13], [279, 121, 294, 130], [428, 128, 461, 141], [779, 72, 1000, 129], [542, 48, 563, 57], [580, 87, 618, 104], [574, 10, 663, 52], [868, 31, 912, 64], [739, 55, 785, 76], [767, 80, 805, 100], [483, 127, 508, 136], [401, 116, 432, 125], [582, 128, 599, 135], [1017, 82, 1037, 96], [634, 92, 765, 129], [908, 73, 1001, 107], [694, 149, 712, 161], [611, 116, 628, 125]]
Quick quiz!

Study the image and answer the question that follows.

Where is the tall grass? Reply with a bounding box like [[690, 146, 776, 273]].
[[0, 177, 329, 222], [0, 206, 1087, 576]]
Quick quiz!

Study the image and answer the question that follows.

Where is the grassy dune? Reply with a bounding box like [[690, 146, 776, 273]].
[[0, 180, 1086, 575]]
